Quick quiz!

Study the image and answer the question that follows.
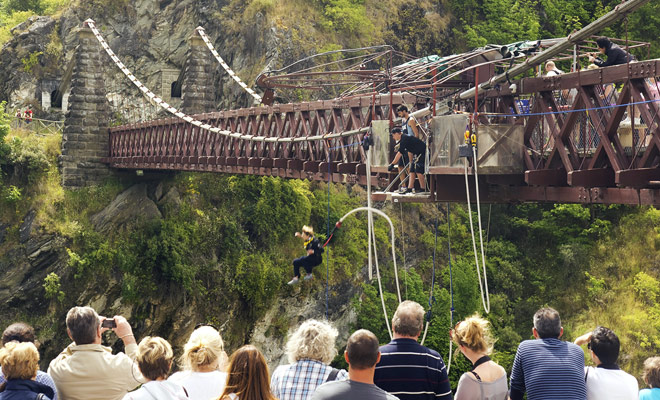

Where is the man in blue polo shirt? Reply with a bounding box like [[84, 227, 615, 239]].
[[509, 307, 586, 400], [373, 301, 452, 400]]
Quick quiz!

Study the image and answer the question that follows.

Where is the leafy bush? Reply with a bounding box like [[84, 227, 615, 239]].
[[43, 272, 65, 303]]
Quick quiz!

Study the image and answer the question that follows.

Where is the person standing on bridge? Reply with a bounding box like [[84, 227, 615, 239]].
[[287, 225, 323, 285], [588, 37, 635, 68], [388, 127, 427, 194]]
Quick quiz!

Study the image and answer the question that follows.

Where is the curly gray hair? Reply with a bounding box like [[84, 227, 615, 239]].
[[286, 319, 339, 364]]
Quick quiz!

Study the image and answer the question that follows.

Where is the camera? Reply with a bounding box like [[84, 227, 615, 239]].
[[101, 319, 116, 329]]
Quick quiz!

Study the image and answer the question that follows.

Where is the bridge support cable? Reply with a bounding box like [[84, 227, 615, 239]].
[[463, 153, 491, 314], [84, 19, 370, 144], [195, 27, 262, 104]]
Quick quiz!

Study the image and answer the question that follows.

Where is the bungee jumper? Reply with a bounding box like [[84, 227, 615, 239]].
[[287, 225, 324, 285]]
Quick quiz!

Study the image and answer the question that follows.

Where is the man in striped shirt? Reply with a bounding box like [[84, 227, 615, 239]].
[[373, 301, 452, 400], [509, 307, 587, 400]]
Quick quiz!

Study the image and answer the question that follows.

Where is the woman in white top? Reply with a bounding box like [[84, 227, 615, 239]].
[[451, 314, 508, 400], [169, 325, 228, 400], [123, 336, 188, 400]]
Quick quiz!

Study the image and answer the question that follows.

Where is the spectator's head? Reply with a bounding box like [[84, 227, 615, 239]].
[[301, 225, 314, 238], [345, 329, 380, 370], [66, 306, 100, 345], [2, 323, 36, 345], [0, 341, 39, 380], [391, 127, 403, 140], [643, 356, 660, 388], [392, 300, 425, 338], [451, 314, 494, 355], [286, 319, 339, 364], [589, 326, 619, 365], [396, 105, 409, 116], [136, 336, 174, 381], [532, 307, 562, 339], [545, 61, 556, 71], [221, 345, 275, 400], [181, 325, 227, 372], [596, 37, 611, 53]]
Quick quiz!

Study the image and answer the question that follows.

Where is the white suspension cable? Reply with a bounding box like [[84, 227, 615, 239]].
[[463, 153, 490, 313], [83, 19, 366, 143], [196, 26, 262, 103], [367, 143, 374, 280]]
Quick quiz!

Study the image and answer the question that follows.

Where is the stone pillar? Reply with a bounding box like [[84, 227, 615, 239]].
[[60, 26, 111, 189], [181, 31, 215, 114]]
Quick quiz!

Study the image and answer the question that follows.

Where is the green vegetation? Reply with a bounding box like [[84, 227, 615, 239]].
[[0, 0, 67, 46], [43, 272, 65, 303], [354, 203, 660, 387]]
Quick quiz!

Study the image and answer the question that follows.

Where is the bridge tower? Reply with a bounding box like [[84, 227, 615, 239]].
[[60, 25, 111, 189], [181, 30, 215, 114]]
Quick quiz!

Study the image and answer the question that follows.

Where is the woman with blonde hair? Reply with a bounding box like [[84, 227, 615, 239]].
[[287, 225, 324, 285], [271, 319, 347, 400], [451, 314, 507, 400], [123, 336, 187, 400], [169, 325, 228, 400], [0, 341, 54, 399], [217, 345, 276, 400]]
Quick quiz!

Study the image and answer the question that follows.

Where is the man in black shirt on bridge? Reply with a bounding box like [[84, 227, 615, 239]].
[[388, 127, 426, 194]]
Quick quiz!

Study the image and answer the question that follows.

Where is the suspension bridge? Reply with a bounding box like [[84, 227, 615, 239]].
[[58, 0, 660, 205]]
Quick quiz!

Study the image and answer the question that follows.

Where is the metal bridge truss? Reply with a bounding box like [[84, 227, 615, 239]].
[[428, 60, 660, 205], [106, 93, 428, 186]]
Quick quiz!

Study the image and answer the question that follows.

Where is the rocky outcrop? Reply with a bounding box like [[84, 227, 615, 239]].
[[0, 16, 58, 110], [90, 184, 162, 234], [252, 279, 359, 371]]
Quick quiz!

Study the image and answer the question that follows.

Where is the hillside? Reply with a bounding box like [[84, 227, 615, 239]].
[[1, 0, 660, 391]]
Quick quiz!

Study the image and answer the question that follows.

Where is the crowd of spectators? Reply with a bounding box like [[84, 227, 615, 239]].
[[0, 304, 658, 400]]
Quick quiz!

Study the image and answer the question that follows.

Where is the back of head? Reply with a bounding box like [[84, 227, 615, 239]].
[[0, 341, 39, 380], [533, 307, 561, 339], [66, 306, 99, 345], [452, 314, 493, 354], [545, 61, 556, 70], [223, 345, 274, 400], [137, 336, 174, 381], [346, 329, 379, 370], [396, 105, 408, 113], [181, 325, 226, 371], [590, 326, 619, 365], [392, 300, 424, 337], [643, 356, 660, 388], [2, 322, 36, 345], [596, 37, 611, 50], [286, 319, 338, 364]]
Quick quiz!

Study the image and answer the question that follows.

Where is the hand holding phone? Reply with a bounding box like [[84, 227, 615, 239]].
[[101, 318, 117, 329]]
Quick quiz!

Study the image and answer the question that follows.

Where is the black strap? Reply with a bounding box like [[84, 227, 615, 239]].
[[472, 355, 491, 370], [471, 371, 482, 382], [326, 368, 340, 382]]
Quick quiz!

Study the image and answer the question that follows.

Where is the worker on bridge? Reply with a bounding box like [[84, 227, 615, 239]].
[[388, 127, 426, 194], [588, 37, 635, 68], [287, 225, 323, 285]]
